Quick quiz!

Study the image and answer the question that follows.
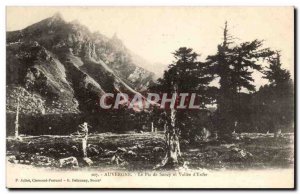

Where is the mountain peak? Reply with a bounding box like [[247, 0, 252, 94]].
[[22, 12, 66, 32], [52, 12, 64, 21]]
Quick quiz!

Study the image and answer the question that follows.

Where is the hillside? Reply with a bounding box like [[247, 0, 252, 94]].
[[6, 13, 155, 114]]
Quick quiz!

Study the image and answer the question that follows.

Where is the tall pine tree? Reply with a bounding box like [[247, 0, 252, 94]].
[[206, 22, 274, 138], [152, 47, 214, 168]]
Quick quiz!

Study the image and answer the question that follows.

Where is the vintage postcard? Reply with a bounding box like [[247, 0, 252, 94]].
[[6, 7, 294, 188]]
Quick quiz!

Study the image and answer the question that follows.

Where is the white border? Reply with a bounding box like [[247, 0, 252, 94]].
[[0, 0, 298, 193]]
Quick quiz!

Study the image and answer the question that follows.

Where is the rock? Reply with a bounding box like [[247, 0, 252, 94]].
[[152, 147, 164, 152], [117, 147, 127, 153], [16, 153, 31, 163], [131, 144, 143, 151], [87, 145, 103, 155], [126, 150, 137, 158], [111, 154, 125, 166], [31, 155, 55, 167], [59, 157, 79, 168], [221, 144, 235, 148], [230, 147, 253, 160], [88, 146, 99, 154], [231, 147, 240, 152], [71, 145, 79, 152], [104, 150, 117, 157], [83, 157, 93, 166], [7, 155, 17, 163]]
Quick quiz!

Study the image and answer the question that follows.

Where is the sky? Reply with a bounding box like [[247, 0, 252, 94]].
[[6, 7, 294, 88]]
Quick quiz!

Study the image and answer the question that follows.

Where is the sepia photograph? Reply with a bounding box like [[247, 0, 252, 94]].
[[5, 6, 295, 189]]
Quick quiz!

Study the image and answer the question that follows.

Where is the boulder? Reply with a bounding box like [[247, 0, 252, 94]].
[[71, 145, 79, 152], [152, 147, 164, 153], [111, 154, 125, 166], [83, 157, 93, 166], [125, 150, 137, 158], [31, 155, 55, 167], [59, 157, 79, 168], [230, 147, 253, 161], [16, 153, 31, 164], [7, 155, 17, 164], [130, 144, 143, 151], [87, 145, 103, 155], [117, 147, 127, 153], [104, 150, 117, 157]]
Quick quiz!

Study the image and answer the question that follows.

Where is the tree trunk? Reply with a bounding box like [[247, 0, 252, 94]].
[[166, 108, 181, 164], [151, 122, 154, 132], [155, 108, 182, 169], [82, 136, 88, 158], [14, 97, 20, 139], [81, 125, 89, 158]]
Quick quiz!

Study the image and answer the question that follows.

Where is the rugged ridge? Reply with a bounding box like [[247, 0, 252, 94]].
[[6, 13, 155, 114]]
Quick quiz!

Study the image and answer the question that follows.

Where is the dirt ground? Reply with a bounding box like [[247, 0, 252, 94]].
[[6, 132, 294, 171]]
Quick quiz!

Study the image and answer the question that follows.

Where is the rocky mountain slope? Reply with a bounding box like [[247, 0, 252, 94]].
[[6, 13, 155, 114]]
